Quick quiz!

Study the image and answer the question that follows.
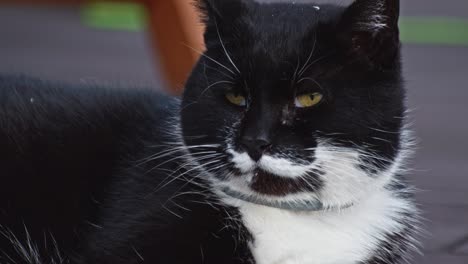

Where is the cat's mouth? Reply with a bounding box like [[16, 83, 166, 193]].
[[237, 169, 320, 197], [220, 185, 324, 211], [226, 149, 321, 196], [219, 148, 326, 211], [218, 166, 325, 211]]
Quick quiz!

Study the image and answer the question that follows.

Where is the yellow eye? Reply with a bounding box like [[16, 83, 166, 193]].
[[295, 93, 323, 108], [225, 92, 247, 106]]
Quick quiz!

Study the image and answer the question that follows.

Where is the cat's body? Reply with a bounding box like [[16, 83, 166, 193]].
[[0, 0, 420, 263], [0, 76, 253, 263]]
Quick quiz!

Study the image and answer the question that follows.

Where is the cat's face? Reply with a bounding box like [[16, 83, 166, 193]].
[[181, 0, 407, 209]]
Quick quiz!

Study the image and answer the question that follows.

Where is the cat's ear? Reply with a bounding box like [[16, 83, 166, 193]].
[[337, 0, 400, 68], [195, 0, 251, 26]]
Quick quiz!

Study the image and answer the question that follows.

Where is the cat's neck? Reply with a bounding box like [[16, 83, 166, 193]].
[[223, 186, 416, 264]]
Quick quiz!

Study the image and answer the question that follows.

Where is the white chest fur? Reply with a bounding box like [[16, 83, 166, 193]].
[[230, 189, 414, 264]]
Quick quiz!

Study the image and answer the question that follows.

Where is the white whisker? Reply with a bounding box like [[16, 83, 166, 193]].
[[298, 33, 317, 77], [200, 80, 235, 96], [183, 43, 236, 75], [214, 19, 241, 74]]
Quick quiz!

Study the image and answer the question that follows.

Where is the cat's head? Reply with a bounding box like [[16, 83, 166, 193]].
[[181, 0, 408, 210]]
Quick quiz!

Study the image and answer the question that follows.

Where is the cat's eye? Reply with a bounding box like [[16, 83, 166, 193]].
[[295, 92, 323, 108], [225, 92, 247, 107]]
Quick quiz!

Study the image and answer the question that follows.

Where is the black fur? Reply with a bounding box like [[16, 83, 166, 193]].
[[0, 76, 252, 263]]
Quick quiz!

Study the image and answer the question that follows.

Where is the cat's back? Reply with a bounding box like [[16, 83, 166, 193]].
[[0, 75, 178, 152], [0, 75, 179, 257], [0, 75, 178, 138], [0, 74, 179, 190]]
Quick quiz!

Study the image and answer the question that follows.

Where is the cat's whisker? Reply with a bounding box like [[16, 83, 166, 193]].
[[142, 153, 221, 184], [203, 63, 236, 80], [167, 174, 217, 201], [297, 53, 332, 78], [166, 153, 223, 174], [165, 174, 210, 196], [356, 152, 392, 163], [147, 151, 219, 171], [161, 204, 183, 219], [183, 135, 210, 139], [298, 32, 317, 77], [205, 164, 230, 175], [291, 57, 302, 85], [152, 153, 224, 193], [297, 77, 323, 91], [179, 101, 200, 111], [135, 150, 182, 166], [214, 19, 241, 75], [136, 148, 191, 166], [168, 200, 191, 212], [371, 137, 394, 144], [200, 80, 235, 96], [315, 131, 348, 136], [153, 159, 223, 194], [139, 144, 221, 164], [369, 127, 400, 134], [167, 190, 208, 201], [182, 43, 236, 76], [170, 162, 229, 196], [300, 174, 322, 190], [176, 144, 221, 149]]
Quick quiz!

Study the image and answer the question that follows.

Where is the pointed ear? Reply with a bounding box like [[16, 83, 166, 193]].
[[195, 0, 250, 26], [338, 0, 401, 68]]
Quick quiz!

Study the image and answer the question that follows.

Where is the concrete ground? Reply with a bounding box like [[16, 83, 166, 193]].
[[0, 1, 467, 263]]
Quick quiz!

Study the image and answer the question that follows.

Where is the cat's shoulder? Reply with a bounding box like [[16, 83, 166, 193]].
[[0, 74, 177, 106], [0, 75, 179, 120], [0, 74, 180, 145]]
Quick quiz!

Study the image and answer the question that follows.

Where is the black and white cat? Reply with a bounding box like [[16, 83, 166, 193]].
[[0, 0, 420, 263]]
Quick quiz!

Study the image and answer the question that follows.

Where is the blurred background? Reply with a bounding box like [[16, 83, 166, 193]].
[[0, 0, 467, 263]]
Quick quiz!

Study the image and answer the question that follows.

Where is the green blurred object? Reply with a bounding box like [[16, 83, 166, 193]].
[[400, 17, 468, 46], [81, 1, 147, 32]]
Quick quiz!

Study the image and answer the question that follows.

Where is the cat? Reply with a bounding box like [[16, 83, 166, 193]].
[[0, 0, 420, 263]]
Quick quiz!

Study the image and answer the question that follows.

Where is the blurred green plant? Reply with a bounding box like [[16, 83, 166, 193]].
[[81, 2, 147, 32], [400, 17, 468, 46]]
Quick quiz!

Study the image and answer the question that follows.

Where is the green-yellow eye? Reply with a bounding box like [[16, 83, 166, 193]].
[[295, 93, 323, 108], [225, 92, 247, 106]]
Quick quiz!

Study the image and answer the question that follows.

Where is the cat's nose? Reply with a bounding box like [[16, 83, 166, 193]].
[[240, 137, 271, 162]]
